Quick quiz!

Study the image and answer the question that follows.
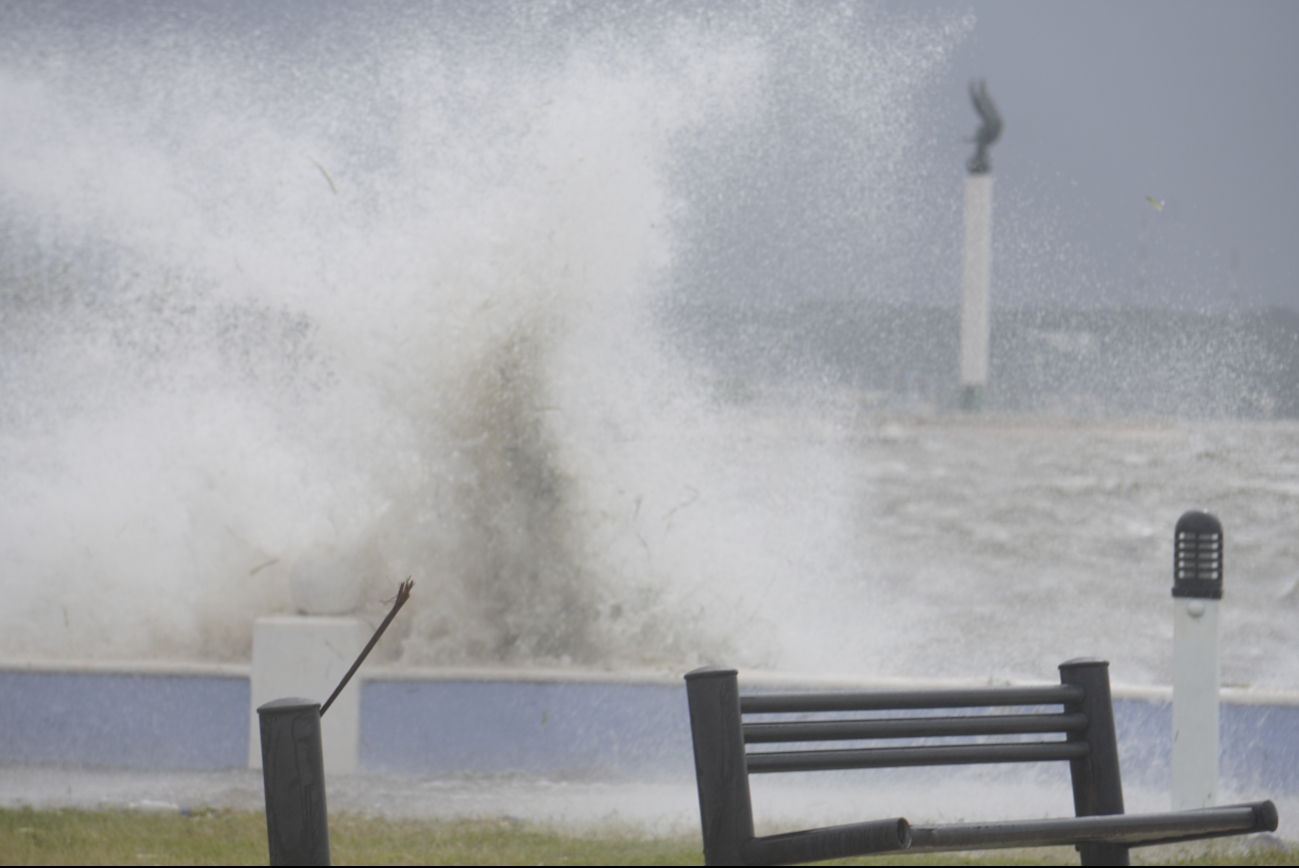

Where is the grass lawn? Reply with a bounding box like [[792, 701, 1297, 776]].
[[0, 808, 1293, 866]]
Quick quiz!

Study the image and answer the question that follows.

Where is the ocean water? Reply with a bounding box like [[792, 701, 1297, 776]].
[[0, 3, 1295, 693], [653, 397, 1299, 690], [664, 301, 1299, 689]]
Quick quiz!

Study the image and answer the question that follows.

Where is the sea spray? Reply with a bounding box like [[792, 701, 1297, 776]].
[[0, 3, 968, 668], [0, 4, 1295, 693]]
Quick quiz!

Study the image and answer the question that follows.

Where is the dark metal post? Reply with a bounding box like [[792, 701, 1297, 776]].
[[685, 667, 755, 866], [259, 698, 331, 866], [1059, 658, 1129, 867]]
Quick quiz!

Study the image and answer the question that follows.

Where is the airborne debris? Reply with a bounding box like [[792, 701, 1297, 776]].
[[311, 158, 338, 195]]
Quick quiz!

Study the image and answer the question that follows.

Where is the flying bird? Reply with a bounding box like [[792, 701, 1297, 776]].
[[1146, 196, 1164, 211]]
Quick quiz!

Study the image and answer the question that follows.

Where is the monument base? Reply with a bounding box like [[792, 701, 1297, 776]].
[[959, 384, 985, 412], [249, 615, 365, 774]]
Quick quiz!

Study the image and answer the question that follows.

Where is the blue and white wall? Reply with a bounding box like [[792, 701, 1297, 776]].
[[2, 662, 1296, 800]]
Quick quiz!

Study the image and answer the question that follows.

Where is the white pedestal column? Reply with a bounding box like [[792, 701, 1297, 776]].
[[960, 174, 992, 406], [1171, 596, 1220, 809], [249, 615, 365, 774]]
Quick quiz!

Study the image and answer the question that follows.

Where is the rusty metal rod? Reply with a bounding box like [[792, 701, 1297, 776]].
[[320, 578, 413, 717]]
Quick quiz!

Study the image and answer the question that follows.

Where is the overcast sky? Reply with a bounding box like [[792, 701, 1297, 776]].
[[924, 0, 1299, 310], [1, 1, 1296, 312]]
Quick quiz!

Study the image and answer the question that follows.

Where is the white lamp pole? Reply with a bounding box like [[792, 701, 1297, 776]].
[[1170, 510, 1223, 810]]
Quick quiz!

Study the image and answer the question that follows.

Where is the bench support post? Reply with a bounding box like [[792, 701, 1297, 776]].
[[686, 667, 755, 866], [1059, 658, 1129, 867]]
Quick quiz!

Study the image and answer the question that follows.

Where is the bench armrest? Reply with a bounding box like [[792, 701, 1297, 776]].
[[907, 801, 1277, 853], [740, 817, 911, 865]]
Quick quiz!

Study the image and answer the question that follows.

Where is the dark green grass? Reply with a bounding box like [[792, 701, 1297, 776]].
[[0, 808, 1293, 866]]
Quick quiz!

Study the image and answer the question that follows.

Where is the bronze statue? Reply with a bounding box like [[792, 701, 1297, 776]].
[[967, 80, 1002, 174]]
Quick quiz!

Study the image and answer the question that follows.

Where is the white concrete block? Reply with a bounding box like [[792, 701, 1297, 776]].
[[249, 615, 365, 774]]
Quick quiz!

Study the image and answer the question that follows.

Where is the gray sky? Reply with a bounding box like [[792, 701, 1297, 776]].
[[1, 1, 1296, 312], [930, 0, 1299, 310], [661, 0, 1299, 311]]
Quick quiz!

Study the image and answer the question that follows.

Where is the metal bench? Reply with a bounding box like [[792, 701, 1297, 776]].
[[685, 658, 1277, 866]]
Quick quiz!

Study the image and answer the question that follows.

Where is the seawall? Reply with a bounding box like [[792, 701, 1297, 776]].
[[2, 661, 1296, 798]]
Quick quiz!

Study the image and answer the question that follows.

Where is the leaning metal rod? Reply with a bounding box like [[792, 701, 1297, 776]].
[[320, 578, 414, 717]]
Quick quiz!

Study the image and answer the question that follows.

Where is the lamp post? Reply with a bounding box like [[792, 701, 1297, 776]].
[[1171, 510, 1223, 810]]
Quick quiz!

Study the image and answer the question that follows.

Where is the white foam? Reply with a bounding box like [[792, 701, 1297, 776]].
[[0, 5, 968, 671]]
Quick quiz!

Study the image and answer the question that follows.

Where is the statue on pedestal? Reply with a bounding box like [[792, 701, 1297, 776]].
[[967, 79, 1002, 175]]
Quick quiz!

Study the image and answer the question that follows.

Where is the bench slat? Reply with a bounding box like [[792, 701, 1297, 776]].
[[740, 684, 1084, 714], [746, 740, 1089, 773], [743, 712, 1088, 743]]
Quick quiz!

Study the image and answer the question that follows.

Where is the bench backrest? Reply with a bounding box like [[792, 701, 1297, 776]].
[[685, 658, 1127, 865]]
